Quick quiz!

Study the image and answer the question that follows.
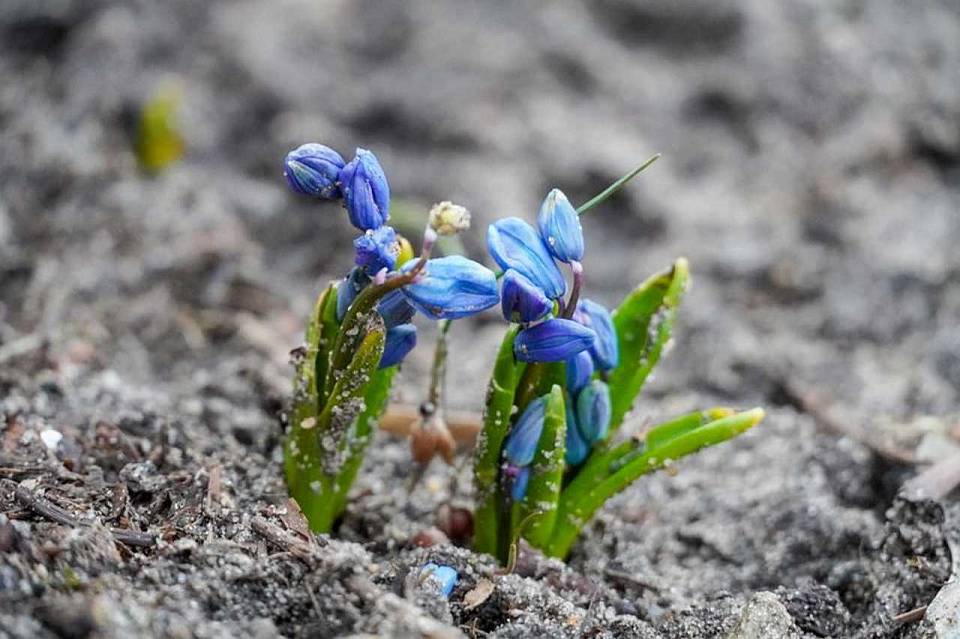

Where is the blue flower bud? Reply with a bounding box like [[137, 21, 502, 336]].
[[576, 380, 611, 444], [339, 148, 390, 230], [337, 267, 371, 321], [420, 563, 458, 598], [283, 143, 345, 199], [514, 318, 596, 363], [537, 189, 584, 263], [574, 299, 619, 371], [565, 350, 594, 395], [564, 403, 590, 466], [354, 225, 399, 275], [380, 324, 417, 369], [400, 255, 499, 320], [500, 269, 551, 324], [509, 465, 531, 501], [377, 290, 416, 328], [487, 217, 566, 300], [503, 396, 546, 466]]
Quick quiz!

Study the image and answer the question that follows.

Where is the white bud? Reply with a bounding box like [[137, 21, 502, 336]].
[[428, 201, 471, 236]]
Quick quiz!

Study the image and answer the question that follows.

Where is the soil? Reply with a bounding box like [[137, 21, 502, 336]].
[[2, 1, 960, 637]]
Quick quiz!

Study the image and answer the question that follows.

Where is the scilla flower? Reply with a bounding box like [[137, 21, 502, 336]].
[[537, 189, 584, 263], [564, 403, 590, 466], [337, 267, 370, 321], [354, 225, 399, 275], [565, 350, 595, 395], [514, 318, 596, 363], [502, 396, 547, 500], [340, 148, 390, 231], [377, 290, 416, 328], [487, 217, 566, 300], [574, 299, 619, 371], [380, 324, 417, 369], [500, 269, 552, 324], [283, 143, 345, 199], [400, 255, 499, 320], [576, 379, 611, 443]]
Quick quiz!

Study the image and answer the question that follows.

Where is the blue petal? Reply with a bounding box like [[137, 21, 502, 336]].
[[500, 269, 552, 323], [576, 380, 611, 444], [337, 267, 370, 321], [574, 299, 619, 371], [510, 465, 531, 501], [283, 143, 345, 199], [377, 290, 416, 328], [514, 318, 596, 363], [401, 256, 499, 320], [420, 563, 458, 598], [565, 350, 594, 395], [537, 189, 584, 263], [380, 324, 416, 369], [354, 225, 399, 275], [487, 217, 566, 300], [564, 403, 590, 466], [503, 396, 547, 466], [340, 148, 390, 230]]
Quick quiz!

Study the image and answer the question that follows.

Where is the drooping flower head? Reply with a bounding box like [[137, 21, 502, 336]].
[[487, 217, 566, 300], [576, 379, 611, 444], [377, 290, 416, 328], [340, 148, 390, 231], [401, 255, 499, 320], [564, 402, 589, 466], [537, 188, 584, 263], [354, 225, 400, 275], [514, 318, 596, 363], [283, 143, 345, 199], [574, 299, 619, 371], [500, 269, 552, 324], [565, 350, 594, 395], [380, 324, 417, 369]]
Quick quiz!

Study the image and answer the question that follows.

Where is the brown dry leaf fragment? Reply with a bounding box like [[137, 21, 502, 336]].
[[462, 579, 494, 611], [280, 497, 312, 541]]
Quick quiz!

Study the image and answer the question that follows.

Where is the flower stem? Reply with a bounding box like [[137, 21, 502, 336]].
[[562, 261, 583, 319], [576, 154, 660, 215]]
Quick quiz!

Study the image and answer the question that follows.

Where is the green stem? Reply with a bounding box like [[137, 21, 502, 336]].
[[576, 154, 661, 215]]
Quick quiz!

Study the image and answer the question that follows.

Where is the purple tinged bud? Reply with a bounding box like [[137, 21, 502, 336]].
[[377, 290, 416, 328], [565, 402, 590, 466], [565, 350, 594, 395], [576, 380, 611, 444], [500, 269, 552, 323], [574, 299, 619, 371], [339, 148, 390, 230], [537, 189, 584, 263], [503, 396, 547, 466], [380, 324, 416, 369], [420, 563, 458, 598], [514, 318, 596, 363], [354, 225, 399, 275], [400, 255, 500, 320], [337, 267, 370, 321], [510, 465, 531, 501], [283, 143, 345, 199], [487, 217, 566, 300]]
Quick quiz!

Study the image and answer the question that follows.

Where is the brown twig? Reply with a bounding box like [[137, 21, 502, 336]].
[[891, 605, 927, 624], [250, 516, 315, 562], [901, 455, 960, 501]]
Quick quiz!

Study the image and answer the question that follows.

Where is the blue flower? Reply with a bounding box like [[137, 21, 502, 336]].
[[537, 189, 584, 263], [380, 324, 417, 369], [283, 143, 345, 199], [576, 380, 611, 444], [509, 465, 531, 501], [503, 396, 546, 466], [565, 350, 594, 395], [514, 318, 596, 363], [564, 403, 590, 466], [487, 217, 566, 300], [339, 148, 390, 230], [377, 290, 416, 328], [420, 563, 458, 598], [500, 269, 552, 324], [400, 256, 499, 320], [354, 225, 399, 275], [574, 299, 619, 371], [337, 267, 370, 321]]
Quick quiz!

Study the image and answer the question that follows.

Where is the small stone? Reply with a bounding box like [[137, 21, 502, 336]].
[[726, 592, 801, 639]]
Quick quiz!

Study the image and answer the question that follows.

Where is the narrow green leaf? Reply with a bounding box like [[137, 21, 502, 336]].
[[315, 281, 341, 407], [473, 327, 525, 559], [643, 407, 733, 453], [576, 154, 660, 215], [607, 258, 689, 430], [519, 384, 566, 550]]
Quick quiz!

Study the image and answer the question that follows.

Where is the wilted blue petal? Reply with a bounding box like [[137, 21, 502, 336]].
[[576, 380, 611, 444], [574, 299, 619, 371], [565, 350, 594, 395], [401, 256, 499, 320], [514, 318, 596, 363], [337, 267, 370, 321], [503, 396, 546, 466], [380, 324, 416, 369], [354, 225, 399, 275], [510, 465, 531, 501], [420, 563, 458, 598], [377, 290, 416, 328], [565, 403, 589, 466], [487, 217, 566, 300], [500, 269, 551, 323], [340, 148, 390, 230], [537, 189, 584, 263], [283, 143, 345, 199]]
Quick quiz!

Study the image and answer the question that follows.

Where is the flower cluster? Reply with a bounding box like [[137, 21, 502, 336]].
[[284, 143, 500, 369], [488, 189, 619, 499]]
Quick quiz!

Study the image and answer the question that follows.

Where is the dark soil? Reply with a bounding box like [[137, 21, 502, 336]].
[[2, 1, 959, 637]]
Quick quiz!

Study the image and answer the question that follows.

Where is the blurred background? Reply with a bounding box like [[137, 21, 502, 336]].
[[1, 0, 959, 434]]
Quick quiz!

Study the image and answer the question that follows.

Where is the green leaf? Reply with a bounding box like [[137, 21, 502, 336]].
[[576, 154, 660, 215], [315, 283, 341, 407], [546, 408, 764, 559], [519, 384, 566, 550], [473, 327, 525, 559], [607, 258, 689, 430]]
